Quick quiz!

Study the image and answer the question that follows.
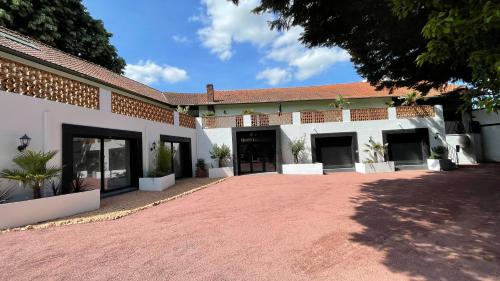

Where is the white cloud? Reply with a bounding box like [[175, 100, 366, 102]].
[[124, 60, 189, 85], [172, 35, 190, 44], [195, 0, 350, 84], [256, 67, 291, 86]]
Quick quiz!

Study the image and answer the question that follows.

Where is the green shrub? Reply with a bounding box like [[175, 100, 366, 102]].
[[429, 145, 448, 159], [289, 137, 306, 164], [148, 142, 172, 177], [196, 158, 206, 170], [363, 137, 388, 163], [210, 144, 231, 167]]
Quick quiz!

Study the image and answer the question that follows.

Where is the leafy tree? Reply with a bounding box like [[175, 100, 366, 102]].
[[231, 0, 500, 111], [0, 0, 126, 73], [289, 136, 305, 164], [329, 95, 351, 109], [210, 143, 231, 167], [0, 150, 62, 199]]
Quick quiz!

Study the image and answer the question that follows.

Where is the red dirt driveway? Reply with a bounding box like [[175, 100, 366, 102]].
[[1, 165, 500, 281]]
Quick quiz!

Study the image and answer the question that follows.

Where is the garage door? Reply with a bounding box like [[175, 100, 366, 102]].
[[313, 135, 357, 169], [384, 129, 430, 166]]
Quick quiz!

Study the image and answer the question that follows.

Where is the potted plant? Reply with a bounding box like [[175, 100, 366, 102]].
[[208, 144, 233, 178], [139, 141, 175, 191], [282, 136, 323, 174], [329, 95, 351, 109], [355, 137, 395, 173], [427, 145, 452, 171], [195, 158, 208, 178]]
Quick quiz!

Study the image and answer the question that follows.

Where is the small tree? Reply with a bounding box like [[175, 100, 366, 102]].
[[329, 95, 351, 109], [400, 91, 423, 106], [176, 105, 190, 114], [148, 142, 172, 177], [210, 144, 231, 167], [0, 150, 62, 199], [289, 136, 306, 164], [363, 137, 388, 163]]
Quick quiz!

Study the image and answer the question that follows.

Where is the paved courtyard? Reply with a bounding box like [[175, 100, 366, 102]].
[[1, 165, 499, 281]]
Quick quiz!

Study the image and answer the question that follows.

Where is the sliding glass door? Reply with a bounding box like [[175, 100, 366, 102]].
[[103, 139, 131, 191]]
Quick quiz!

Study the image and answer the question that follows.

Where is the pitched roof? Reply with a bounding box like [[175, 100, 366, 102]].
[[163, 82, 461, 106], [0, 26, 166, 103]]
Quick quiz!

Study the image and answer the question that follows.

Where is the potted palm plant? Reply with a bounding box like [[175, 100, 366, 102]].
[[282, 136, 323, 174], [355, 137, 395, 173], [139, 141, 175, 191], [427, 145, 452, 171], [195, 158, 208, 178], [209, 143, 233, 178]]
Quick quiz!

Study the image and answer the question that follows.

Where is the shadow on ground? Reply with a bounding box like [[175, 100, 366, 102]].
[[350, 164, 500, 280]]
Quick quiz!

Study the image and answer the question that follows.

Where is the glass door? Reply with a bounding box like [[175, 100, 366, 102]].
[[103, 139, 131, 191], [72, 137, 101, 190]]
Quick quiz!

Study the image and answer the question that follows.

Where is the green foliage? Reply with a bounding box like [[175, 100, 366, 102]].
[[176, 105, 190, 114], [289, 136, 306, 164], [202, 111, 215, 117], [363, 137, 388, 163], [0, 0, 126, 73], [210, 143, 231, 167], [232, 0, 500, 112], [429, 145, 448, 159], [0, 150, 61, 199], [0, 182, 16, 203], [400, 91, 423, 106], [155, 142, 172, 177], [242, 109, 257, 115], [329, 95, 351, 109], [196, 158, 206, 170]]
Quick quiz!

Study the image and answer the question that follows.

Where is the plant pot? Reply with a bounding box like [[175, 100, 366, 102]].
[[209, 167, 234, 178], [139, 173, 175, 192], [195, 168, 208, 178], [427, 159, 452, 171], [282, 163, 323, 175], [0, 189, 100, 230], [355, 162, 395, 174]]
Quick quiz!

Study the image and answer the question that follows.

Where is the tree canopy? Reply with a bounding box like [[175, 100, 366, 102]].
[[232, 0, 500, 111], [0, 0, 126, 73]]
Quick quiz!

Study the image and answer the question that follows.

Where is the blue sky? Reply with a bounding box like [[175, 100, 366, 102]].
[[84, 0, 362, 93]]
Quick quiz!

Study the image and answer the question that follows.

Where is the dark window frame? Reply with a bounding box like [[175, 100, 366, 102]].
[[159, 135, 193, 178]]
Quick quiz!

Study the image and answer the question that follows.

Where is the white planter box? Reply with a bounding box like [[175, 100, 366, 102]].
[[355, 162, 395, 174], [209, 167, 234, 178], [427, 159, 452, 171], [282, 163, 324, 175], [0, 189, 100, 230], [139, 174, 175, 192]]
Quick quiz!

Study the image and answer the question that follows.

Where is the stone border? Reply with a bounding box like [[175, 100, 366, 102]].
[[1, 177, 228, 234]]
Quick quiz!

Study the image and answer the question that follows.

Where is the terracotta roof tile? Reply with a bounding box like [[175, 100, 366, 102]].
[[0, 26, 166, 103], [163, 82, 461, 106]]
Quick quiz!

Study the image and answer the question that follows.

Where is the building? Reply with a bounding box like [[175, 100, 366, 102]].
[[0, 26, 492, 199]]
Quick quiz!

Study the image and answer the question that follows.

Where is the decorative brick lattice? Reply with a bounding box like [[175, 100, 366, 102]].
[[202, 115, 242, 128], [0, 57, 99, 109], [300, 110, 342, 124], [111, 93, 174, 124], [396, 105, 435, 119], [350, 108, 388, 121], [179, 113, 196, 129], [252, 113, 292, 126]]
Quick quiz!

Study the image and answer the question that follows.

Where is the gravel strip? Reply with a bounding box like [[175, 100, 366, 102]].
[[1, 177, 227, 234]]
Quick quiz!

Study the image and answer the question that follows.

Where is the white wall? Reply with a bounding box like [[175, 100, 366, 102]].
[[199, 98, 391, 116], [196, 118, 232, 168], [472, 109, 500, 162], [0, 91, 197, 198]]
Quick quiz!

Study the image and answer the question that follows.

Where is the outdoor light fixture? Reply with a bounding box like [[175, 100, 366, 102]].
[[150, 141, 157, 151], [17, 134, 31, 152]]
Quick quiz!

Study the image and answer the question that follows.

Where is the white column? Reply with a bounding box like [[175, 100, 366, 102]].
[[142, 126, 149, 176], [195, 117, 203, 129], [388, 107, 397, 120], [243, 115, 252, 127], [174, 111, 180, 127], [99, 88, 112, 113], [292, 112, 301, 125], [42, 110, 49, 152], [342, 109, 351, 122]]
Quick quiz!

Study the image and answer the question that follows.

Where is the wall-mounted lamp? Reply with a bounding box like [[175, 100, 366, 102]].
[[434, 132, 440, 139], [150, 141, 157, 152], [17, 134, 31, 152]]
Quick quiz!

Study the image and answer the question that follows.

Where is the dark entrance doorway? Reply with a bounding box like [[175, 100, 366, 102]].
[[383, 128, 430, 166], [236, 130, 277, 174], [160, 135, 192, 179], [62, 124, 142, 194], [312, 133, 358, 169]]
